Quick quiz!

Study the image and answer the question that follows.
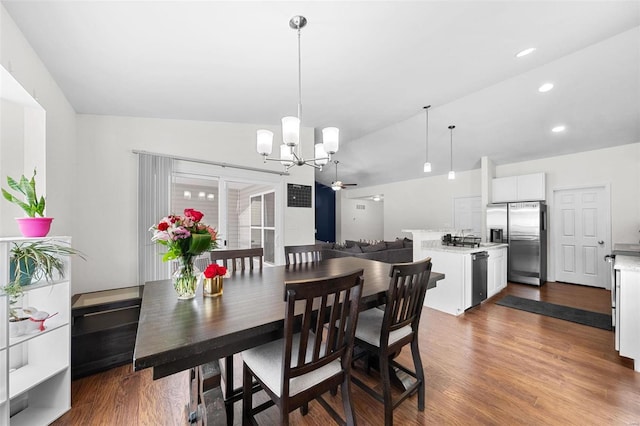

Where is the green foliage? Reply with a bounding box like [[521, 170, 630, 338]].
[[8, 239, 86, 286], [1, 169, 46, 217], [3, 240, 85, 318]]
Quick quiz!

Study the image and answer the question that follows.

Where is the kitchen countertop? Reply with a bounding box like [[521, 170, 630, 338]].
[[420, 240, 508, 254], [614, 255, 640, 272]]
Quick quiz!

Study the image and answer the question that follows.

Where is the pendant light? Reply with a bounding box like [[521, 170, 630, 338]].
[[423, 105, 432, 173], [256, 16, 338, 171], [448, 125, 456, 180]]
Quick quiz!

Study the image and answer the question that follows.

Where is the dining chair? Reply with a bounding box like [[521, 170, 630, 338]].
[[350, 257, 432, 426], [242, 269, 364, 425], [284, 243, 323, 266], [200, 247, 264, 424], [209, 247, 264, 272]]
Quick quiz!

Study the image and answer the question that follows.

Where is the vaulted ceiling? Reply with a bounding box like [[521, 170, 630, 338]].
[[3, 1, 639, 188]]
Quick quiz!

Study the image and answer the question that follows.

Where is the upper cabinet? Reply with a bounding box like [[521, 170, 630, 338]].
[[492, 172, 545, 203]]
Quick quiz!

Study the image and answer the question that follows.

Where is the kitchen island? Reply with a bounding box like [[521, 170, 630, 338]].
[[404, 230, 508, 316], [614, 254, 640, 372]]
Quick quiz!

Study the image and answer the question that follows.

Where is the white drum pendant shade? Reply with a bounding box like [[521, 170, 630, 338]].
[[282, 116, 300, 146], [280, 145, 294, 166], [256, 129, 274, 156], [315, 143, 328, 166], [322, 127, 339, 154]]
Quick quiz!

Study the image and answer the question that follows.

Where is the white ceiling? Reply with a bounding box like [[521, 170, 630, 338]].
[[3, 1, 639, 188]]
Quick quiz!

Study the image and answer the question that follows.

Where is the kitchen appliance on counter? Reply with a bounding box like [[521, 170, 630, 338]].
[[441, 234, 481, 248], [486, 201, 547, 286]]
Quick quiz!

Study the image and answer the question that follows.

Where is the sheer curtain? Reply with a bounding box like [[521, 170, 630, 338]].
[[138, 153, 173, 285]]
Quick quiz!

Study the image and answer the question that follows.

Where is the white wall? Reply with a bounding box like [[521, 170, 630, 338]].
[[337, 197, 383, 242], [495, 143, 640, 245], [1, 6, 77, 238], [75, 114, 315, 293], [343, 143, 640, 281], [344, 168, 483, 241], [2, 4, 316, 294]]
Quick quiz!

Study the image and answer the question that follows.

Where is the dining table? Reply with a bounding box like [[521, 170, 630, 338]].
[[133, 256, 444, 423]]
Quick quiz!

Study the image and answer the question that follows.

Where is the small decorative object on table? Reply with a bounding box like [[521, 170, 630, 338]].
[[150, 208, 218, 300], [1, 168, 53, 237], [203, 263, 227, 298]]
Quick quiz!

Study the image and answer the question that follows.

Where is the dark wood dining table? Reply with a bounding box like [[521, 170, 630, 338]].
[[133, 256, 444, 423]]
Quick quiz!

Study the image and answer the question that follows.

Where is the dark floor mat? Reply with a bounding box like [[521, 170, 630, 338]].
[[496, 295, 612, 331]]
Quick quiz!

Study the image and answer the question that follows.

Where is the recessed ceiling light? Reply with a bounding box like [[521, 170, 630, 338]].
[[515, 47, 536, 58], [551, 125, 566, 133], [538, 83, 554, 92]]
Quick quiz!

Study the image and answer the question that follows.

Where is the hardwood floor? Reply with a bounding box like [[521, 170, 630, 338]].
[[52, 281, 640, 425]]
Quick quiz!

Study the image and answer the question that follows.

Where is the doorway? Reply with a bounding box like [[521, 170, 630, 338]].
[[553, 185, 611, 288], [453, 196, 482, 236]]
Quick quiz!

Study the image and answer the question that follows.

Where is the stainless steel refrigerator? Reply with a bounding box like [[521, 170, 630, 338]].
[[487, 201, 547, 286]]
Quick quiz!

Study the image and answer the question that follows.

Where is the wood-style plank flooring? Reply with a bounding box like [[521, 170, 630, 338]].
[[52, 282, 640, 425]]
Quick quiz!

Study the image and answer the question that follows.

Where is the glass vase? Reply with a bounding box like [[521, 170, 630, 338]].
[[172, 257, 201, 300]]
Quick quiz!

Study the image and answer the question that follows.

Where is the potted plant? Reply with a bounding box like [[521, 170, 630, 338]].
[[1, 168, 53, 237], [8, 239, 85, 287], [4, 280, 30, 337]]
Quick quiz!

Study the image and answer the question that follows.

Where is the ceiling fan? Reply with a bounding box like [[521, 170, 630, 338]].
[[331, 160, 357, 191]]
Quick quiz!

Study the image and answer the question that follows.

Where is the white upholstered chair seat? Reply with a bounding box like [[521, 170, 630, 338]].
[[355, 307, 412, 347], [242, 333, 341, 398]]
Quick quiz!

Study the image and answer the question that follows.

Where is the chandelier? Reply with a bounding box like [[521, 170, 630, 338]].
[[256, 16, 339, 171]]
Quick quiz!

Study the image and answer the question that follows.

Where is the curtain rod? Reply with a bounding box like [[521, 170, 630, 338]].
[[132, 149, 289, 176]]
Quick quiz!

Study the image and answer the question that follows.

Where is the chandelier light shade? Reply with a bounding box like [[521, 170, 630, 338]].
[[255, 15, 338, 170], [423, 105, 432, 173], [448, 125, 456, 180], [256, 129, 274, 156], [280, 145, 294, 167], [315, 143, 329, 166], [322, 127, 339, 154], [281, 116, 300, 146]]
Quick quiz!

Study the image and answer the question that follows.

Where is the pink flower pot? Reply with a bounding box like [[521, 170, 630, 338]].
[[15, 217, 54, 238]]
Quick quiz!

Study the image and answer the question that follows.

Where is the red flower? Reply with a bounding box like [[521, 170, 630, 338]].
[[184, 208, 204, 222], [157, 222, 169, 231], [204, 263, 227, 278]]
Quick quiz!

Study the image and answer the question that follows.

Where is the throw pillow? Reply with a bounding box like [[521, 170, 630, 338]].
[[361, 242, 386, 253], [385, 239, 404, 250], [345, 240, 358, 248], [344, 244, 363, 253], [403, 237, 413, 248]]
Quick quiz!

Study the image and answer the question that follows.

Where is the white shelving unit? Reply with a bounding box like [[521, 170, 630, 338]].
[[0, 236, 72, 425]]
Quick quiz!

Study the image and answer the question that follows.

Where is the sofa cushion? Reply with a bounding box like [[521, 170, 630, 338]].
[[403, 237, 413, 248], [344, 245, 363, 253], [361, 242, 387, 253], [345, 240, 358, 248], [385, 240, 404, 250]]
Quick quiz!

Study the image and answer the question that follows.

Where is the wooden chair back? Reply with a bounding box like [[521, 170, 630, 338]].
[[282, 269, 364, 414], [382, 257, 432, 347], [284, 244, 323, 266], [209, 248, 264, 273]]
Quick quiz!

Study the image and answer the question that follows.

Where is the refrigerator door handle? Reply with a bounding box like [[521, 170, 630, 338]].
[[541, 210, 547, 232]]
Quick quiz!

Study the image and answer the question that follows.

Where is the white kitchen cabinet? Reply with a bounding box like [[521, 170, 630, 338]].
[[615, 256, 640, 372], [487, 246, 507, 298], [0, 237, 72, 424], [492, 177, 518, 203], [421, 250, 471, 316], [492, 173, 545, 203]]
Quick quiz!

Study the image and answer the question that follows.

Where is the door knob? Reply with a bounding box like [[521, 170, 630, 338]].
[[598, 240, 604, 245]]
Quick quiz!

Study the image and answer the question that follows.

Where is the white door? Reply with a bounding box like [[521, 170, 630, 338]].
[[553, 186, 610, 288]]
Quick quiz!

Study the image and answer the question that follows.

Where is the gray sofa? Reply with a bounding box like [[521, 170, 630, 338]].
[[321, 238, 413, 264]]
